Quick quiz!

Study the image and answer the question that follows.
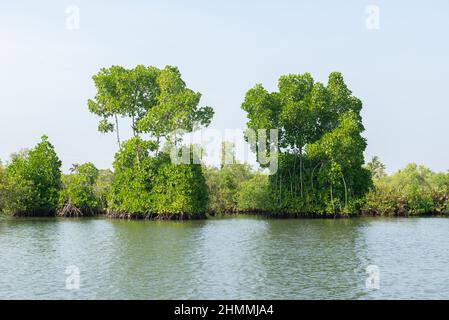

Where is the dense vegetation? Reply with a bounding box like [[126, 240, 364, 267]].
[[363, 159, 449, 216], [0, 136, 62, 216], [241, 72, 371, 216], [1, 66, 447, 219], [58, 162, 101, 216], [107, 138, 208, 219], [88, 65, 213, 219]]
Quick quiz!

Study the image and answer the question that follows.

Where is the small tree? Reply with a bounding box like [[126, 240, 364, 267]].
[[5, 135, 62, 216], [204, 163, 253, 214], [237, 173, 272, 212], [108, 138, 209, 219], [59, 162, 101, 216], [94, 169, 114, 210], [0, 160, 6, 212], [365, 156, 386, 180]]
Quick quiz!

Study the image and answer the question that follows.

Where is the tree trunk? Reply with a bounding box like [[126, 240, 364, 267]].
[[299, 149, 304, 198], [342, 174, 348, 208], [310, 162, 320, 192], [115, 114, 121, 148], [156, 136, 160, 156], [330, 184, 335, 213], [132, 115, 137, 137]]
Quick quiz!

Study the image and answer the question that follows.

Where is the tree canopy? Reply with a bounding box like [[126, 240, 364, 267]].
[[241, 72, 371, 214], [88, 65, 214, 151], [4, 136, 62, 216]]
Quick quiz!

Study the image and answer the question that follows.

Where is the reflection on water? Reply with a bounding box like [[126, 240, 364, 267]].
[[1, 216, 449, 299]]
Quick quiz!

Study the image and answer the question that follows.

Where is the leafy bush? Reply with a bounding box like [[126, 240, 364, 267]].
[[94, 169, 114, 210], [236, 173, 272, 212], [363, 163, 449, 216], [59, 162, 101, 216], [108, 137, 209, 218], [204, 164, 253, 214], [3, 136, 62, 216]]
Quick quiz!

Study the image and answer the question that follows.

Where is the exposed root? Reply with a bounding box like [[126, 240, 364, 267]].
[[105, 210, 206, 220], [235, 210, 351, 219], [57, 202, 84, 217]]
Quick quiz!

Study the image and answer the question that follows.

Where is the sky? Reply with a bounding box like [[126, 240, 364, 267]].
[[0, 0, 448, 173]]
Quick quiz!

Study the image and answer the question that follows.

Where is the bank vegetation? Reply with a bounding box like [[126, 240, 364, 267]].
[[1, 65, 447, 219]]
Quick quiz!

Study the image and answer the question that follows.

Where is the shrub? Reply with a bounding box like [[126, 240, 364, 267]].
[[58, 163, 101, 216], [4, 136, 62, 216]]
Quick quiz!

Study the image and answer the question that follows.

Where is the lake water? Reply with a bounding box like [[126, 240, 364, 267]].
[[0, 216, 448, 299]]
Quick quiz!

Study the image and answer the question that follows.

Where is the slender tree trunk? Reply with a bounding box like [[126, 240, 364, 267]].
[[342, 174, 348, 208], [279, 174, 282, 204], [289, 168, 293, 194], [115, 115, 121, 148], [132, 115, 137, 137], [330, 184, 335, 213], [310, 162, 320, 191], [156, 136, 160, 156], [299, 149, 304, 198], [276, 173, 281, 205], [131, 114, 141, 166], [293, 156, 297, 196]]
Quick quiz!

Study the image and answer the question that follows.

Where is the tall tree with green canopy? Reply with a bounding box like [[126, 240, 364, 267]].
[[137, 65, 214, 150], [88, 65, 161, 146], [89, 65, 214, 219], [307, 111, 371, 212], [241, 72, 371, 214], [88, 65, 213, 151]]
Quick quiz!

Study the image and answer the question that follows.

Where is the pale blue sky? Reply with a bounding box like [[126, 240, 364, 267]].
[[1, 0, 448, 173]]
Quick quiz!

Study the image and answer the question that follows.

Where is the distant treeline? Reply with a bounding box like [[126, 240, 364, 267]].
[[1, 65, 447, 219]]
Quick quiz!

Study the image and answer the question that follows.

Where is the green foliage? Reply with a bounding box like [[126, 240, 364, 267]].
[[204, 163, 253, 214], [241, 72, 371, 215], [107, 137, 157, 214], [150, 155, 209, 216], [0, 161, 5, 210], [59, 163, 101, 214], [89, 65, 214, 218], [137, 65, 214, 145], [88, 65, 161, 141], [88, 65, 214, 150], [363, 163, 449, 216], [365, 156, 386, 180], [94, 169, 114, 210], [108, 137, 208, 218], [236, 173, 273, 212], [4, 136, 62, 216]]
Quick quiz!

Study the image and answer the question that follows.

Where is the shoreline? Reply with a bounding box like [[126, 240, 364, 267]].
[[6, 210, 449, 220]]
